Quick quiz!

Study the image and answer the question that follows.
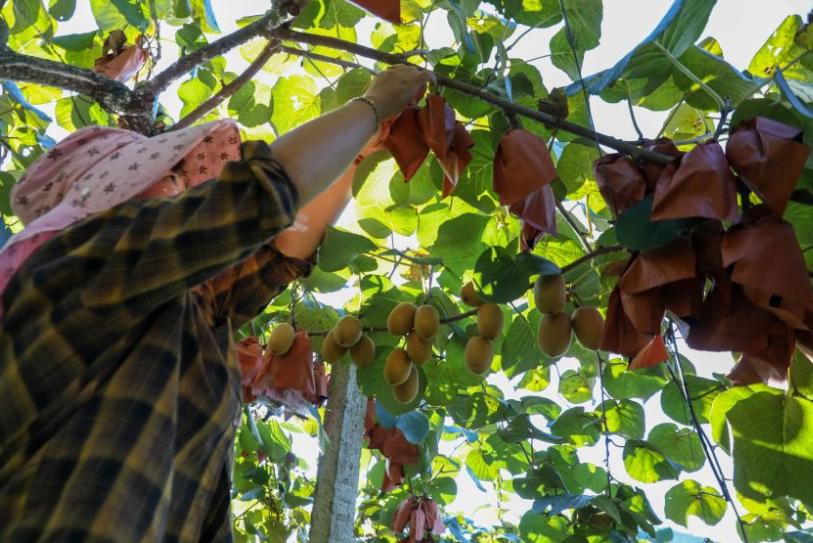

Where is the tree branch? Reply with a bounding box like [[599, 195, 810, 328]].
[[171, 39, 281, 131], [560, 244, 624, 274], [281, 46, 364, 71], [142, 7, 295, 100], [276, 28, 676, 165], [0, 48, 144, 115]]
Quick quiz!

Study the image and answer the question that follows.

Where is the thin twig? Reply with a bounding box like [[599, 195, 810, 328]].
[[149, 0, 162, 65], [596, 354, 614, 495], [282, 46, 364, 71], [560, 244, 624, 274], [626, 97, 644, 141], [664, 324, 749, 542], [712, 97, 732, 142], [171, 39, 281, 131]]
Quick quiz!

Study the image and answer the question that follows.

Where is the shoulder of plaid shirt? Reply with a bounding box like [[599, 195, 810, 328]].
[[0, 138, 318, 542]]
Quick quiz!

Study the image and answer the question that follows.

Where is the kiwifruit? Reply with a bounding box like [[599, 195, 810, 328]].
[[464, 336, 493, 375], [477, 303, 504, 339], [572, 307, 605, 350], [334, 315, 363, 348], [350, 335, 376, 368], [537, 312, 572, 357], [414, 304, 440, 340], [406, 331, 433, 365], [384, 348, 413, 385], [387, 302, 417, 336], [320, 330, 347, 363], [392, 365, 419, 404], [268, 323, 296, 355], [460, 281, 484, 307], [534, 274, 567, 314]]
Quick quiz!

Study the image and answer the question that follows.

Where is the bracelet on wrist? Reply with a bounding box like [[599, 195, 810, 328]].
[[351, 96, 381, 129]]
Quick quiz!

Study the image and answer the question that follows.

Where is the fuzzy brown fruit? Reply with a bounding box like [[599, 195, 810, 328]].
[[387, 302, 417, 336], [477, 303, 504, 339], [268, 323, 296, 355], [537, 312, 572, 358], [320, 330, 347, 363], [406, 331, 433, 365], [414, 304, 440, 340], [572, 307, 605, 350], [534, 274, 567, 314], [384, 347, 413, 385], [460, 281, 484, 307], [334, 315, 363, 348], [350, 335, 376, 368], [392, 365, 419, 404], [464, 336, 493, 375]]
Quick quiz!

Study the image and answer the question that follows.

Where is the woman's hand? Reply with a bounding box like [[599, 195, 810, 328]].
[[364, 65, 435, 121]]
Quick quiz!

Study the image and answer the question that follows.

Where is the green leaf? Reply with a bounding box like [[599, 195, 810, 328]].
[[317, 226, 377, 272], [497, 414, 563, 444], [271, 75, 322, 134], [603, 359, 668, 401], [556, 140, 601, 195], [648, 422, 704, 472], [90, 0, 148, 31], [501, 315, 540, 377], [559, 369, 593, 404], [52, 30, 98, 51], [336, 68, 372, 105], [395, 411, 430, 444], [664, 480, 726, 527], [661, 375, 721, 425], [430, 213, 489, 274], [603, 399, 645, 439], [474, 247, 559, 304], [616, 196, 692, 251], [49, 0, 77, 21], [550, 407, 600, 447], [178, 77, 214, 117], [791, 350, 813, 401], [708, 382, 772, 455], [727, 388, 813, 505], [622, 439, 679, 483], [549, 0, 602, 80]]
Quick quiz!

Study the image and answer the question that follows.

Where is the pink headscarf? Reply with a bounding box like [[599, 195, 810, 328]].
[[0, 119, 242, 315]]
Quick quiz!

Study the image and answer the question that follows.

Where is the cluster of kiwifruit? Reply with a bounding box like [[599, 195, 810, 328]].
[[534, 274, 605, 357], [384, 302, 440, 403], [319, 315, 377, 368], [459, 282, 504, 376]]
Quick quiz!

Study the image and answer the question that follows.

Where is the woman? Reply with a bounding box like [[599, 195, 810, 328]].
[[0, 65, 433, 542]]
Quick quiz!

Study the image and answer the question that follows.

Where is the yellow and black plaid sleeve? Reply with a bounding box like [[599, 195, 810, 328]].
[[207, 244, 314, 328]]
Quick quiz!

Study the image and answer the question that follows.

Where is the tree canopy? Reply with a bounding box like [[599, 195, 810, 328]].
[[2, 0, 813, 541]]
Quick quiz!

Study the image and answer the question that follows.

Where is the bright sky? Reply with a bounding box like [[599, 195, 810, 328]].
[[52, 1, 812, 541]]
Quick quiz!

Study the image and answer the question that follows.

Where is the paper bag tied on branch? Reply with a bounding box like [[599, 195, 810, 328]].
[[594, 154, 648, 215], [638, 138, 683, 192], [726, 117, 810, 216], [651, 142, 738, 222], [722, 206, 813, 330], [393, 497, 445, 543], [249, 331, 328, 405], [493, 129, 557, 206], [727, 328, 796, 386], [93, 31, 147, 83], [511, 184, 558, 251]]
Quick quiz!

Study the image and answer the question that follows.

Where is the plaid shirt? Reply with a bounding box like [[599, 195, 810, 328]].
[[0, 141, 310, 542]]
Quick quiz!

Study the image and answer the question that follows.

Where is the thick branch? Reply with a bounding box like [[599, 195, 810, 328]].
[[0, 49, 143, 114], [276, 28, 676, 165], [143, 8, 295, 99], [171, 39, 281, 130]]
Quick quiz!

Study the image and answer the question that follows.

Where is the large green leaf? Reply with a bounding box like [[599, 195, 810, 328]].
[[647, 422, 704, 472], [429, 213, 489, 274], [603, 359, 668, 401], [549, 0, 602, 80], [317, 226, 378, 272], [727, 388, 813, 505], [615, 196, 692, 251], [570, 0, 717, 96], [271, 75, 322, 134], [661, 374, 721, 425], [602, 399, 645, 440], [622, 439, 679, 483], [501, 314, 540, 377], [664, 480, 726, 527]]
